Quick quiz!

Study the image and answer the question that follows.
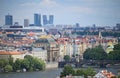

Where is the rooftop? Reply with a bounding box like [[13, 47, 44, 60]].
[[0, 51, 25, 55]]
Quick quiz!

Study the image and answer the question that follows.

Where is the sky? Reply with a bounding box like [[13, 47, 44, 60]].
[[0, 0, 120, 26]]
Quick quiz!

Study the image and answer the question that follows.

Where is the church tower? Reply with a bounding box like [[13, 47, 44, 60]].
[[99, 31, 102, 39]]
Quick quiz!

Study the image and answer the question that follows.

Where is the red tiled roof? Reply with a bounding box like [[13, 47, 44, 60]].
[[0, 51, 24, 55]]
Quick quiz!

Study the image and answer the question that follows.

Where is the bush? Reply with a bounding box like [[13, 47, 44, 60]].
[[85, 67, 96, 76], [75, 69, 85, 76], [60, 65, 75, 77], [0, 59, 9, 68], [60, 66, 96, 78], [21, 58, 30, 71], [4, 64, 13, 72], [24, 55, 45, 71], [33, 58, 45, 71], [0, 55, 46, 72], [83, 68, 96, 78], [64, 55, 70, 61], [13, 59, 22, 71]]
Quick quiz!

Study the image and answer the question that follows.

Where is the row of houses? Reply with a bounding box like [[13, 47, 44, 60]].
[[0, 29, 118, 62]]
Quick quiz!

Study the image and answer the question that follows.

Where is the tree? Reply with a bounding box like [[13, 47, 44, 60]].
[[0, 55, 46, 72], [60, 66, 96, 78], [108, 50, 120, 60], [113, 44, 120, 50], [33, 58, 45, 71], [24, 55, 45, 71], [64, 55, 70, 61], [75, 69, 85, 76], [21, 58, 30, 71], [83, 45, 107, 60], [8, 55, 14, 66], [24, 55, 34, 60], [38, 59, 45, 70], [4, 64, 13, 72], [13, 59, 22, 71], [107, 44, 120, 60], [75, 68, 96, 78], [84, 67, 96, 77], [24, 55, 34, 71], [0, 59, 9, 68], [60, 65, 75, 77]]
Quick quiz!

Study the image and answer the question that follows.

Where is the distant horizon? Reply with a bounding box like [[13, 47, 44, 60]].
[[0, 0, 120, 26]]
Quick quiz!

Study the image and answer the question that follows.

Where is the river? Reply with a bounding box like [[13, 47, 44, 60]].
[[0, 68, 119, 78], [0, 68, 63, 78]]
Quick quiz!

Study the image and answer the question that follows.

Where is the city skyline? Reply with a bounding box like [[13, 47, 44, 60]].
[[43, 15, 54, 25], [0, 0, 120, 26], [34, 13, 41, 26], [5, 14, 13, 25]]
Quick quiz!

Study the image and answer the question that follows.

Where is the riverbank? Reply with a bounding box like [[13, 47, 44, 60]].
[[0, 67, 119, 78], [46, 62, 58, 69], [0, 68, 63, 78]]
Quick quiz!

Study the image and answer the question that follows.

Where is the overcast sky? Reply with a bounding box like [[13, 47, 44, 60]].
[[0, 0, 120, 26]]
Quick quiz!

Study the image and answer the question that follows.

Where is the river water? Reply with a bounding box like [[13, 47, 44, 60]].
[[0, 68, 119, 78], [0, 68, 63, 78]]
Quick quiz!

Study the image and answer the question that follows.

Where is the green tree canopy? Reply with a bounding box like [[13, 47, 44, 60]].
[[107, 43, 120, 60], [60, 65, 75, 77], [75, 69, 85, 76], [60, 65, 96, 78], [8, 55, 14, 66], [32, 58, 45, 71], [83, 45, 107, 60], [24, 55, 45, 71], [64, 55, 70, 61], [83, 67, 96, 77], [108, 50, 120, 60], [0, 55, 45, 72], [4, 64, 13, 72], [21, 58, 30, 71], [113, 44, 120, 50], [0, 59, 9, 68], [24, 55, 34, 71], [13, 59, 22, 71]]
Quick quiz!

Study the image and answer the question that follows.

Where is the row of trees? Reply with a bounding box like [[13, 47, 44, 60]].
[[83, 45, 107, 60], [72, 31, 120, 37], [83, 44, 120, 60], [60, 65, 96, 78], [0, 55, 45, 72]]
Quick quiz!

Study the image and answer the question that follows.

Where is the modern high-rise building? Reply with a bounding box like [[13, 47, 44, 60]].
[[43, 15, 48, 25], [76, 23, 80, 27], [49, 15, 54, 25], [43, 15, 54, 25], [24, 19, 29, 27], [5, 14, 13, 25], [34, 13, 41, 26]]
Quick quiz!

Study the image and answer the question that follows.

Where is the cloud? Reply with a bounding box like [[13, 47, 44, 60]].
[[21, 0, 58, 7], [21, 2, 37, 6], [5, 0, 119, 26], [69, 6, 94, 14], [40, 0, 58, 7], [20, 0, 93, 14]]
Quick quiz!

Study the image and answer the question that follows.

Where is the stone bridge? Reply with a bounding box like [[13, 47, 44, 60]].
[[58, 60, 120, 68]]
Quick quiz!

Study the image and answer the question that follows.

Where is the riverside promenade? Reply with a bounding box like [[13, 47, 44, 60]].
[[46, 62, 58, 69]]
